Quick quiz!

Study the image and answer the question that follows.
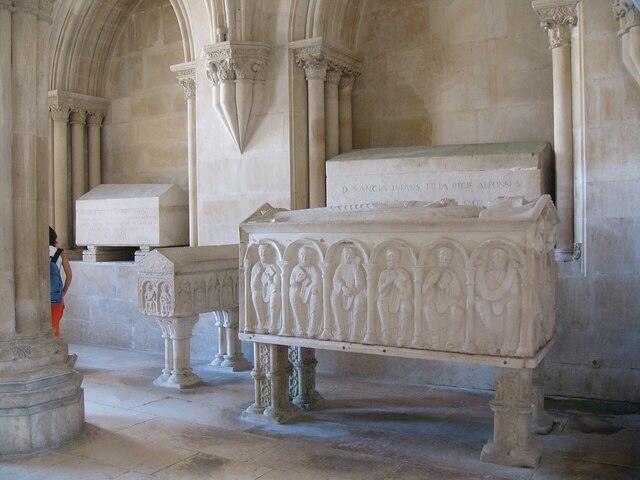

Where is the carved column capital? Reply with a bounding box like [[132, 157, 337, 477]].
[[86, 111, 105, 126], [533, 1, 578, 49], [326, 67, 342, 86], [170, 62, 197, 98], [11, 0, 53, 21], [69, 108, 87, 125], [49, 105, 70, 122], [203, 42, 271, 87], [297, 53, 329, 82], [612, 0, 640, 35]]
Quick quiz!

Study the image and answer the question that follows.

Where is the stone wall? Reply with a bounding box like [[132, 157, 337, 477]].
[[102, 0, 187, 191], [353, 0, 554, 148]]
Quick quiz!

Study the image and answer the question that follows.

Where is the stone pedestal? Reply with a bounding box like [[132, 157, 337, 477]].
[[481, 368, 542, 468]]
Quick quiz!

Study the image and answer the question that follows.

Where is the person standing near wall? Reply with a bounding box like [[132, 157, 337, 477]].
[[49, 226, 72, 337]]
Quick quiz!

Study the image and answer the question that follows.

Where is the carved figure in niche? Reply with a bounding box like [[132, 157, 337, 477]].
[[222, 273, 234, 307], [178, 282, 191, 312], [422, 246, 465, 350], [289, 246, 322, 337], [474, 247, 521, 355], [250, 244, 281, 333], [377, 248, 413, 346], [330, 246, 366, 342], [194, 280, 206, 311], [208, 276, 221, 309], [144, 282, 157, 314], [159, 283, 172, 316]]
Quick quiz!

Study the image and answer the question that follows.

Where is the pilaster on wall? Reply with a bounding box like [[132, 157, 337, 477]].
[[47, 90, 109, 249], [533, 0, 585, 275], [289, 37, 362, 209], [202, 41, 271, 153], [612, 0, 640, 87]]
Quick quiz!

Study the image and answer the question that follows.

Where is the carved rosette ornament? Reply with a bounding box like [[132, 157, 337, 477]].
[[534, 2, 578, 49], [202, 42, 271, 152]]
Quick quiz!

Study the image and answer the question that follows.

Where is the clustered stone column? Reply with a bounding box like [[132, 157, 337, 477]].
[[290, 38, 362, 209], [47, 91, 108, 249], [0, 0, 84, 458], [170, 62, 198, 246], [612, 0, 640, 87], [533, 0, 578, 262]]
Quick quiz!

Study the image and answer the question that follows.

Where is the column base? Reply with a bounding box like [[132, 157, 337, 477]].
[[220, 354, 252, 372], [210, 354, 225, 367], [480, 440, 542, 468], [0, 334, 85, 458], [533, 407, 555, 435], [153, 372, 202, 389], [293, 391, 323, 411], [242, 403, 300, 424]]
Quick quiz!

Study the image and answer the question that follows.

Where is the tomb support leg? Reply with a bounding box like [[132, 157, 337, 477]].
[[264, 344, 299, 423], [481, 367, 541, 468], [289, 346, 323, 410], [243, 343, 270, 417], [155, 316, 202, 389], [532, 360, 554, 434], [220, 309, 252, 371], [210, 311, 226, 367]]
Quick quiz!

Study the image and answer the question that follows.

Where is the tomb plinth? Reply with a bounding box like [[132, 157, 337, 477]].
[[239, 197, 558, 468], [137, 245, 250, 389], [76, 184, 189, 261], [326, 142, 551, 207]]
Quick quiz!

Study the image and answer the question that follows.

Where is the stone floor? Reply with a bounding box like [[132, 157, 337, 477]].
[[2, 344, 639, 480]]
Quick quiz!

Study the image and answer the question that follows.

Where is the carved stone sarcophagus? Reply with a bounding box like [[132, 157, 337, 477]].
[[137, 245, 249, 388], [239, 196, 558, 362]]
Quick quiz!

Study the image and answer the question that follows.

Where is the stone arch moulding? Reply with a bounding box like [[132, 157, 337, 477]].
[[202, 41, 272, 153]]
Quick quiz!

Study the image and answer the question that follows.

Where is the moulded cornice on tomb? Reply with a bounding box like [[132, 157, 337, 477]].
[[202, 41, 272, 153], [532, 0, 578, 49]]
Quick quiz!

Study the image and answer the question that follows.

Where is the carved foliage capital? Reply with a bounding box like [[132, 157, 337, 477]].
[[86, 111, 105, 126], [49, 105, 70, 122], [177, 74, 196, 99], [203, 43, 271, 87], [534, 3, 578, 48], [70, 108, 88, 124], [612, 0, 640, 35]]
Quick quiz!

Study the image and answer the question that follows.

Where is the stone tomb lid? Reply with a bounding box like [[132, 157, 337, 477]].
[[242, 195, 557, 230], [327, 142, 550, 172], [138, 245, 239, 276], [76, 183, 187, 206]]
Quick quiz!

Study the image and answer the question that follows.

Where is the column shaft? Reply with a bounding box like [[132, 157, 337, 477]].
[[325, 69, 340, 161], [52, 109, 70, 249], [338, 75, 355, 153], [308, 77, 326, 208], [552, 45, 574, 257], [12, 7, 40, 334], [87, 112, 103, 190], [0, 5, 15, 334], [187, 96, 198, 245], [71, 110, 87, 244]]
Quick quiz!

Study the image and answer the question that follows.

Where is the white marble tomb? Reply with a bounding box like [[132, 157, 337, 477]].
[[76, 184, 189, 260], [326, 142, 551, 207], [239, 196, 558, 468]]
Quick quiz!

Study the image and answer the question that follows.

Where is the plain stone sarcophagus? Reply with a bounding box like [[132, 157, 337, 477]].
[[326, 142, 552, 208], [76, 184, 189, 252], [239, 196, 558, 361]]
